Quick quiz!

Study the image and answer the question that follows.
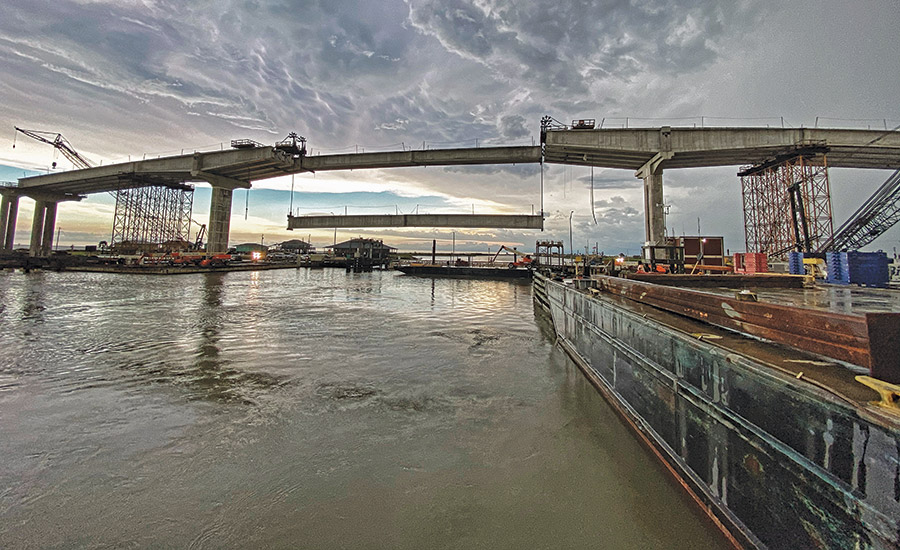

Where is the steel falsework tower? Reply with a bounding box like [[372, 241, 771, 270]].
[[740, 151, 834, 259], [110, 185, 194, 250]]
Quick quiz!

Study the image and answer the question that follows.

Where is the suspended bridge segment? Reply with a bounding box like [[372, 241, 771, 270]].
[[287, 213, 543, 230]]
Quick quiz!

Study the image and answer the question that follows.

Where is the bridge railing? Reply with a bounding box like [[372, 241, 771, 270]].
[[581, 116, 900, 130]]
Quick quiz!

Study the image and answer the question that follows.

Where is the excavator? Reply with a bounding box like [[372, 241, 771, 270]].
[[491, 245, 534, 268]]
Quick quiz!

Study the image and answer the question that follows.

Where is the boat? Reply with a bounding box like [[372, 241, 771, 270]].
[[533, 271, 900, 549]]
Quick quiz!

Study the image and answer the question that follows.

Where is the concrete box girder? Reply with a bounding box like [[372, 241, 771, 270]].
[[287, 214, 544, 230], [543, 127, 900, 170]]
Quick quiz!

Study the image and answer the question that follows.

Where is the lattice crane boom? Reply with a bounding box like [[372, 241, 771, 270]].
[[821, 169, 900, 251], [13, 127, 94, 169]]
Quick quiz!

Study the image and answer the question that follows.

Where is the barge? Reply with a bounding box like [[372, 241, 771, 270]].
[[397, 264, 532, 279], [533, 272, 900, 549]]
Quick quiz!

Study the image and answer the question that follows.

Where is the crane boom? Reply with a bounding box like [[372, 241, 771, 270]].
[[820, 169, 900, 252], [13, 127, 94, 169]]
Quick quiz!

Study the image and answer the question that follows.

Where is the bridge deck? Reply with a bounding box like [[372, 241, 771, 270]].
[[12, 127, 900, 196], [543, 127, 900, 170]]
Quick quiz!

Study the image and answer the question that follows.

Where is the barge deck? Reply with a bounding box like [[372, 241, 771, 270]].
[[534, 272, 900, 549]]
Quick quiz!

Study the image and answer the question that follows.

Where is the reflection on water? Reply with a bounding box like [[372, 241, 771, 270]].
[[0, 268, 730, 549]]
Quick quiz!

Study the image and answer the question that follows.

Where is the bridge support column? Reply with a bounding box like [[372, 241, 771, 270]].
[[29, 200, 47, 257], [191, 153, 251, 255], [207, 186, 233, 255], [27, 200, 59, 257], [643, 172, 666, 244], [0, 192, 20, 251], [636, 149, 673, 247], [41, 201, 58, 255]]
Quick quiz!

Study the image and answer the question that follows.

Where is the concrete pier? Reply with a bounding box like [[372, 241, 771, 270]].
[[190, 152, 251, 255], [41, 201, 58, 255], [29, 200, 47, 256], [0, 191, 20, 250], [28, 199, 60, 257], [207, 187, 233, 255], [635, 150, 672, 246]]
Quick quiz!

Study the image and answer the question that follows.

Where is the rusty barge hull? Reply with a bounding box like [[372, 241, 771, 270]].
[[534, 273, 900, 550]]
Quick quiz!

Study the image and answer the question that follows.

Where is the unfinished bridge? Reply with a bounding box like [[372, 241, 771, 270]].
[[3, 123, 899, 256]]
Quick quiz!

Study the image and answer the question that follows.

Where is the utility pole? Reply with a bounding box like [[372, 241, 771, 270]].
[[569, 210, 575, 261]]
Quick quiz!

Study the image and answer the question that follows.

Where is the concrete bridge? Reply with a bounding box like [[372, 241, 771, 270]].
[[286, 213, 544, 230], [5, 126, 899, 255]]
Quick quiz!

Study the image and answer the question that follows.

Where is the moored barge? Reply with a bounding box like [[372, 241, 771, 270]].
[[397, 264, 532, 279], [534, 272, 900, 549]]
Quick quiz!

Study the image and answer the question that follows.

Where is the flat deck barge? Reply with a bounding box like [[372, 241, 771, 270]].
[[534, 272, 900, 549], [397, 264, 532, 279]]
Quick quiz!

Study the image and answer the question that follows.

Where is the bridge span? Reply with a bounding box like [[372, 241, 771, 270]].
[[286, 213, 544, 230], [4, 126, 899, 255]]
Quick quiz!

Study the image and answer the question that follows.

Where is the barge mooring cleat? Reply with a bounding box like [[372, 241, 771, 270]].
[[855, 375, 900, 413]]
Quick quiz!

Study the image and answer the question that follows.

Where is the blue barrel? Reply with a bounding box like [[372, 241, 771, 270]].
[[788, 252, 805, 275], [825, 252, 849, 285]]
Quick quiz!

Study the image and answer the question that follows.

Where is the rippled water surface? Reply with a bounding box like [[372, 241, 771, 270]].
[[1, 269, 730, 549]]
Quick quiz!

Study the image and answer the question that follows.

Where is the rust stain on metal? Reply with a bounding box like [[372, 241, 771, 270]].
[[742, 453, 763, 476]]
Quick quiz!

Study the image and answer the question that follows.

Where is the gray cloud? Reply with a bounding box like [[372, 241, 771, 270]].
[[499, 114, 528, 139], [577, 173, 642, 190], [405, 1, 764, 93], [2, 1, 897, 252]]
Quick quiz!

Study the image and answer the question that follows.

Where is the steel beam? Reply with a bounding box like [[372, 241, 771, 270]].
[[595, 275, 900, 382]]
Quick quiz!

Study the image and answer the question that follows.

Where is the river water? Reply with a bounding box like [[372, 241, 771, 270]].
[[0, 268, 730, 549]]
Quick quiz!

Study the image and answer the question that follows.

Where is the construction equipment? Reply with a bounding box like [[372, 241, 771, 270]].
[[192, 220, 207, 250], [275, 132, 307, 157], [13, 126, 196, 251], [491, 245, 533, 268], [820, 169, 900, 252], [14, 127, 94, 169], [571, 119, 596, 130]]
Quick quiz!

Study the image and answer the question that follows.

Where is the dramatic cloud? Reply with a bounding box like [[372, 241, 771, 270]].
[[1, 0, 898, 252]]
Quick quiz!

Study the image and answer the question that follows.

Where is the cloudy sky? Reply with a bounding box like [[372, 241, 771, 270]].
[[1, 0, 898, 254]]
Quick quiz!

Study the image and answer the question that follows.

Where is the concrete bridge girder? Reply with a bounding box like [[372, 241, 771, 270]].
[[13, 127, 900, 253], [542, 127, 900, 169], [287, 214, 544, 230]]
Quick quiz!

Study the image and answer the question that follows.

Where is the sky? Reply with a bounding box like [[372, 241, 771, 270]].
[[1, 0, 899, 255]]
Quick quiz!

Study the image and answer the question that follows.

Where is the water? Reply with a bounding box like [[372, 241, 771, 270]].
[[0, 269, 731, 549]]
